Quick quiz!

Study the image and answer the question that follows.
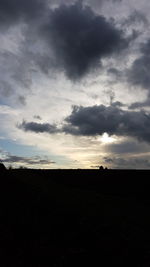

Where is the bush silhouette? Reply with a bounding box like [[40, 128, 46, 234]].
[[99, 166, 104, 170]]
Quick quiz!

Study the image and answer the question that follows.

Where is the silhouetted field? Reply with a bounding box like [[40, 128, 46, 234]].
[[1, 169, 150, 266]]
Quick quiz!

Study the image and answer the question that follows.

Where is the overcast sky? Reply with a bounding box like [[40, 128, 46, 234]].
[[1, 0, 150, 169]]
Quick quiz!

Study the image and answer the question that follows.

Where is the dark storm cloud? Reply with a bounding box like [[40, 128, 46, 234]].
[[128, 40, 150, 90], [44, 2, 128, 80], [18, 120, 59, 134], [106, 140, 150, 154], [0, 0, 47, 27], [103, 156, 150, 169], [2, 155, 55, 165], [0, 0, 129, 86], [63, 105, 150, 143]]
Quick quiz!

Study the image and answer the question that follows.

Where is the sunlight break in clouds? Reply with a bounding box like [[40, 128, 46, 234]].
[[100, 133, 117, 144]]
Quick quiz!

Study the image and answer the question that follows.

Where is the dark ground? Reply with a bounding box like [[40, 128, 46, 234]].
[[0, 169, 150, 266]]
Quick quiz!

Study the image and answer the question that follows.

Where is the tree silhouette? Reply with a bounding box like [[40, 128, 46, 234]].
[[0, 162, 6, 171]]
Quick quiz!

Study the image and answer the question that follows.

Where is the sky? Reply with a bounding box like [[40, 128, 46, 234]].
[[1, 0, 150, 169]]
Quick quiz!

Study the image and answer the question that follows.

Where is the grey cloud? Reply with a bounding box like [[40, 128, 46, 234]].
[[11, 51, 36, 89], [0, 0, 123, 29], [104, 157, 114, 163], [63, 105, 150, 143], [0, 80, 26, 105], [0, 50, 33, 94], [107, 67, 127, 84], [0, 80, 12, 97], [85, 0, 123, 4], [106, 140, 150, 154], [43, 2, 128, 80], [18, 105, 150, 144], [84, 0, 123, 9], [2, 155, 55, 165], [129, 55, 150, 89], [0, 0, 47, 27], [129, 99, 150, 109], [18, 95, 26, 105], [122, 10, 148, 27], [18, 120, 59, 134], [0, 0, 128, 91], [128, 39, 150, 90], [49, 0, 123, 9], [103, 156, 150, 169], [34, 115, 42, 120], [125, 39, 150, 110], [107, 68, 123, 78], [111, 101, 126, 108]]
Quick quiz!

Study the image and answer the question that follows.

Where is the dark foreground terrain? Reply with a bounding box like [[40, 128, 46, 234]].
[[1, 169, 150, 266]]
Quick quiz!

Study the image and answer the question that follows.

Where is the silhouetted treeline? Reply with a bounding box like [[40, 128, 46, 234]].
[[1, 169, 150, 266]]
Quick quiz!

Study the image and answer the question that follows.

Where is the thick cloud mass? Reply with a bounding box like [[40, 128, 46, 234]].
[[129, 40, 150, 90], [45, 2, 127, 80], [63, 105, 150, 142], [18, 105, 150, 143], [0, 0, 46, 26], [18, 121, 59, 134]]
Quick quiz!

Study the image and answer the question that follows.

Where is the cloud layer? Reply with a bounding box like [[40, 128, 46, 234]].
[[18, 104, 150, 144], [2, 154, 55, 166]]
